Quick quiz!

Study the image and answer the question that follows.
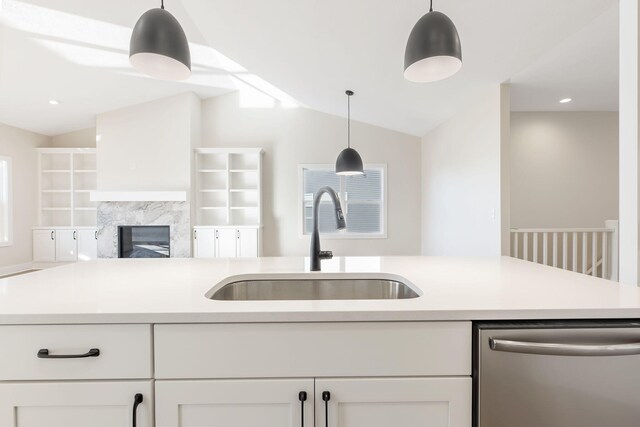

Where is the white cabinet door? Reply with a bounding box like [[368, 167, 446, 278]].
[[316, 377, 471, 427], [156, 379, 314, 427], [216, 228, 237, 257], [55, 229, 77, 262], [0, 381, 153, 427], [77, 229, 97, 261], [193, 228, 216, 258], [33, 230, 56, 262], [237, 228, 258, 257]]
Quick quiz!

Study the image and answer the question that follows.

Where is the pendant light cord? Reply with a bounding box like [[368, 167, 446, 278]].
[[429, 0, 433, 12], [347, 94, 351, 149], [161, 0, 165, 9]]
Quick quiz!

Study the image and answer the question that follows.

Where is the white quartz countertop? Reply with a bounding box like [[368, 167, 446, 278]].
[[1, 256, 639, 324]]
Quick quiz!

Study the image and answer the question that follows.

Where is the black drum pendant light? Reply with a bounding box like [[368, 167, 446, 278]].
[[336, 90, 364, 176], [130, 0, 191, 81], [404, 0, 462, 83]]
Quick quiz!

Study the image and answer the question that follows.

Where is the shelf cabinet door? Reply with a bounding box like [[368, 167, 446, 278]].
[[315, 377, 471, 427], [0, 381, 153, 427], [156, 379, 314, 427], [33, 230, 56, 262], [77, 229, 97, 261], [55, 229, 77, 262], [193, 228, 216, 258], [237, 228, 258, 257], [216, 228, 238, 258]]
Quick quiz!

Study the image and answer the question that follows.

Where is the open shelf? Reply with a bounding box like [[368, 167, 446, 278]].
[[42, 169, 71, 173], [198, 169, 227, 173], [194, 148, 262, 226], [38, 148, 97, 227]]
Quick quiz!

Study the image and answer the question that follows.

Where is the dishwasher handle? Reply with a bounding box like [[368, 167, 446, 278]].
[[489, 338, 640, 357]]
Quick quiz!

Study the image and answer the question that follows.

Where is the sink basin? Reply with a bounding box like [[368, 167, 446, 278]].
[[207, 274, 420, 301]]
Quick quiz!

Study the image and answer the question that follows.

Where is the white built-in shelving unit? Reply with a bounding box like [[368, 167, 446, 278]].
[[193, 148, 263, 258], [34, 148, 98, 265], [194, 148, 262, 227], [38, 148, 97, 227]]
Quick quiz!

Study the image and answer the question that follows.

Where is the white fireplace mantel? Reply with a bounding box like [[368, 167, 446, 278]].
[[90, 191, 188, 202]]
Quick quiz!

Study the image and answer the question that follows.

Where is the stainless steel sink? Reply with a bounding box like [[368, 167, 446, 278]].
[[207, 274, 420, 301]]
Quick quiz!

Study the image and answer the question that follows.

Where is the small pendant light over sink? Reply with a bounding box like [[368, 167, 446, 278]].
[[130, 0, 191, 81], [404, 0, 462, 83], [336, 90, 364, 176]]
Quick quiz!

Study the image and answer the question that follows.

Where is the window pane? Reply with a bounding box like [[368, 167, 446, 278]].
[[303, 169, 340, 196], [345, 169, 382, 202], [346, 203, 381, 233]]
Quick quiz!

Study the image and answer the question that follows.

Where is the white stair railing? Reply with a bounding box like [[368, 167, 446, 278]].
[[510, 220, 619, 281]]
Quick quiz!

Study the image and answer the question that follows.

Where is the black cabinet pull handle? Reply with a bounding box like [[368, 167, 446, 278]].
[[95, 230, 98, 240], [132, 393, 143, 427], [322, 391, 331, 427], [299, 391, 307, 427], [73, 230, 77, 240], [37, 348, 100, 359], [50, 231, 55, 240]]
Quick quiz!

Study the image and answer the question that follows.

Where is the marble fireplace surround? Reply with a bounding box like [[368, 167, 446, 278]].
[[96, 201, 190, 258]]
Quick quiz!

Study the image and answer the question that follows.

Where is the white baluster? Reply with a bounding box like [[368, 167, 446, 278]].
[[572, 232, 578, 272], [533, 232, 538, 263], [562, 232, 568, 269], [523, 233, 529, 261], [552, 232, 558, 268], [582, 232, 588, 274], [591, 231, 597, 277], [514, 233, 519, 259], [602, 232, 608, 279], [543, 233, 548, 265]]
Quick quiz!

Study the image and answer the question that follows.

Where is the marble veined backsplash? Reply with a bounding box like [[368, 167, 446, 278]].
[[97, 201, 190, 258]]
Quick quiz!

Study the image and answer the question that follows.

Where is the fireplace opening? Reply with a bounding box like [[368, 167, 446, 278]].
[[118, 225, 170, 258]]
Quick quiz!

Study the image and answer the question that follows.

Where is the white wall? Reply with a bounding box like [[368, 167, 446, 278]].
[[96, 93, 200, 191], [201, 92, 422, 257], [51, 128, 96, 148], [510, 112, 619, 229], [421, 85, 510, 256], [0, 122, 50, 270]]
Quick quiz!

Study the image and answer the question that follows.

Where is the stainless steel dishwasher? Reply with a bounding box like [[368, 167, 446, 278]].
[[474, 321, 640, 427]]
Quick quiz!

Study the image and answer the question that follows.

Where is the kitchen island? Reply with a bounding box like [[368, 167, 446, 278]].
[[0, 256, 638, 324], [0, 256, 638, 427]]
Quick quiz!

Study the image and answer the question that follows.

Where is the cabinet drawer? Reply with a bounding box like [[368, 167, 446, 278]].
[[155, 322, 471, 379], [0, 324, 152, 381]]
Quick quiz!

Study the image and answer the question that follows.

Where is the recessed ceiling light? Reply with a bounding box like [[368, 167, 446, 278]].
[[559, 98, 572, 104], [49, 100, 60, 105]]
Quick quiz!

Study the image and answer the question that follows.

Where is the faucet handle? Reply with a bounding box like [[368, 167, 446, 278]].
[[318, 250, 333, 260]]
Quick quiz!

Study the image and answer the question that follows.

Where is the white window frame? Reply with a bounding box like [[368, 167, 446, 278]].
[[298, 164, 387, 239], [0, 156, 13, 247]]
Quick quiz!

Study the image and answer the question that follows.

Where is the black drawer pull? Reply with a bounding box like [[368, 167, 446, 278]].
[[132, 393, 143, 427], [299, 391, 307, 427], [37, 348, 100, 359], [322, 391, 331, 427]]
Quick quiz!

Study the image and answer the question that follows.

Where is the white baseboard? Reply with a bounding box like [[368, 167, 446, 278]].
[[0, 262, 34, 277]]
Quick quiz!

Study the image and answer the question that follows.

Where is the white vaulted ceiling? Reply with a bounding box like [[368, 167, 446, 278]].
[[0, 0, 619, 136], [510, 1, 619, 112]]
